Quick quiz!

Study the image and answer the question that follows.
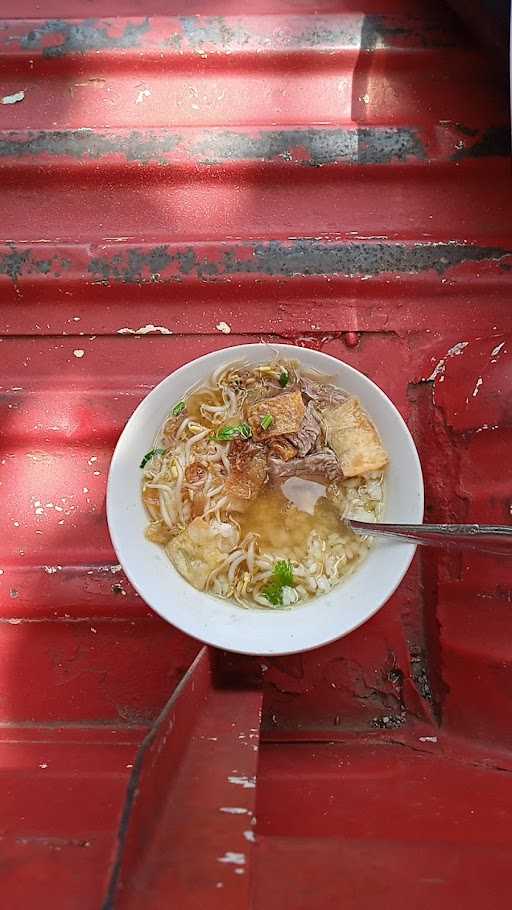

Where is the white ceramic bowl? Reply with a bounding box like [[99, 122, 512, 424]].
[[107, 344, 423, 655]]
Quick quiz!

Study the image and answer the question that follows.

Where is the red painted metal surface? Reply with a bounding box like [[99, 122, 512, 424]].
[[109, 648, 262, 908], [0, 0, 511, 906], [254, 739, 512, 909]]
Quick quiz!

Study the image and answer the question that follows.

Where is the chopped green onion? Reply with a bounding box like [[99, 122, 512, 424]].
[[140, 448, 166, 469], [239, 422, 252, 439], [260, 414, 273, 431], [213, 422, 253, 442], [172, 401, 185, 417], [263, 559, 295, 606], [273, 560, 294, 587], [279, 370, 289, 388], [262, 581, 283, 606]]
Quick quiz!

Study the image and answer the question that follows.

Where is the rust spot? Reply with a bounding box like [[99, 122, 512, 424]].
[[0, 130, 180, 163], [179, 15, 237, 48], [452, 126, 511, 160], [20, 18, 151, 58], [89, 246, 172, 284], [0, 247, 69, 282], [16, 837, 91, 849], [410, 650, 434, 702], [193, 127, 425, 166], [4, 240, 511, 286], [84, 240, 511, 283]]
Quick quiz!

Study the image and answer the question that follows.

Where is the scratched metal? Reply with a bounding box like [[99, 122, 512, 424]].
[[1, 13, 460, 59], [1, 0, 512, 906], [1, 240, 511, 287], [2, 124, 507, 166]]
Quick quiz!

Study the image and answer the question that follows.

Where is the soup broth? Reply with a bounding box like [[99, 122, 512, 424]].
[[140, 358, 388, 609]]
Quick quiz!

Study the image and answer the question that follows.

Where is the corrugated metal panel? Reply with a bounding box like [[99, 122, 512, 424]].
[[0, 0, 511, 907]]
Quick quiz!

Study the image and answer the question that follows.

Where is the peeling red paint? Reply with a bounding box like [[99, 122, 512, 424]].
[[428, 334, 510, 432]]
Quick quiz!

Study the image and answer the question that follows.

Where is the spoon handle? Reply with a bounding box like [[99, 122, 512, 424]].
[[348, 521, 512, 555]]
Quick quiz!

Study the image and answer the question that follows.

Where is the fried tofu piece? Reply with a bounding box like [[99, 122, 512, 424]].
[[269, 438, 297, 461], [322, 398, 388, 477], [225, 438, 268, 501], [248, 389, 305, 439], [167, 517, 238, 589]]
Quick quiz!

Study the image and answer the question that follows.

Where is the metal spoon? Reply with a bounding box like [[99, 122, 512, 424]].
[[348, 521, 512, 556]]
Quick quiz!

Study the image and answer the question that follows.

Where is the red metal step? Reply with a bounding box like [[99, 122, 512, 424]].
[[108, 648, 262, 909], [0, 726, 141, 910]]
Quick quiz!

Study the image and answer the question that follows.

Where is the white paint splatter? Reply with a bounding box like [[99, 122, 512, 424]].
[[220, 807, 248, 815], [216, 321, 232, 334], [2, 90, 25, 104], [428, 360, 446, 382], [243, 830, 255, 842], [118, 324, 173, 335], [419, 736, 438, 743], [73, 349, 85, 358], [136, 88, 151, 104], [90, 564, 122, 575], [43, 565, 62, 574], [447, 341, 469, 357], [427, 341, 468, 381], [472, 377, 483, 397], [39, 762, 48, 769], [491, 341, 505, 358], [218, 852, 245, 866], [228, 775, 255, 789]]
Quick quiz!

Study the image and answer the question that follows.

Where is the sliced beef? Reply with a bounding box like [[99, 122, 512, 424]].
[[269, 449, 342, 483], [286, 400, 321, 456], [300, 377, 349, 409]]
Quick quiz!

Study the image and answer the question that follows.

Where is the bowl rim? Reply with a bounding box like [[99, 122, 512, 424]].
[[107, 342, 424, 655]]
